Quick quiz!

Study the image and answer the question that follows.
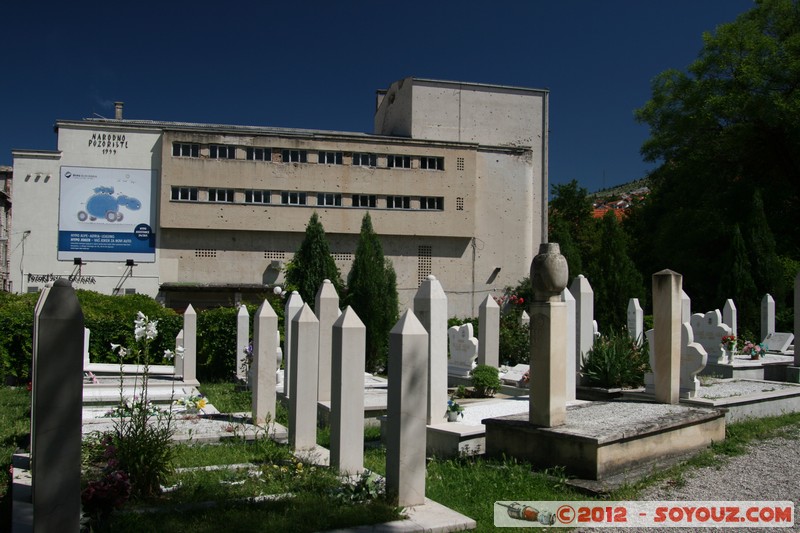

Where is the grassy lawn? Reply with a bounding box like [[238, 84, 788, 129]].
[[3, 382, 800, 531]]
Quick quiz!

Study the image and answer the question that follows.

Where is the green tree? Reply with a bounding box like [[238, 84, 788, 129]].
[[586, 211, 645, 331], [345, 213, 399, 372], [717, 224, 758, 331], [633, 0, 800, 314], [284, 213, 343, 308], [549, 180, 597, 267]]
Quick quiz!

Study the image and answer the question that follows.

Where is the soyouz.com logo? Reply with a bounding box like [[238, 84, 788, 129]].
[[494, 501, 794, 528]]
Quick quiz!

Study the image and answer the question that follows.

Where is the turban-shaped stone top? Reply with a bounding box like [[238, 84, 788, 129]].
[[530, 242, 569, 302]]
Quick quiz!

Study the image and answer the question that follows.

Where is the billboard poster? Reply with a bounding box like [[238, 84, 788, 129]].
[[58, 166, 156, 262]]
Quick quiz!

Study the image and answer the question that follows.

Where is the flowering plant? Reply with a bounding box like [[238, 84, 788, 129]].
[[741, 341, 767, 359], [105, 311, 175, 500], [447, 398, 464, 416], [721, 335, 739, 351], [174, 394, 207, 411], [494, 293, 525, 307]]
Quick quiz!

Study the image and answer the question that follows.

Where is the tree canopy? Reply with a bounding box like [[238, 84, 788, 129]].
[[284, 213, 343, 307], [344, 213, 399, 372], [631, 0, 800, 330]]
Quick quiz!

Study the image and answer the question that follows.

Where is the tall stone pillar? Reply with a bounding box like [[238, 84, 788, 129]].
[[182, 305, 197, 385], [529, 243, 569, 427], [413, 275, 448, 425], [252, 299, 278, 426], [653, 270, 682, 404], [761, 294, 775, 342], [569, 274, 594, 384], [236, 304, 249, 381], [283, 291, 303, 398], [31, 279, 84, 532], [723, 298, 737, 337], [385, 310, 429, 507], [478, 295, 500, 369], [288, 304, 319, 451], [315, 280, 340, 403], [330, 306, 366, 475], [562, 288, 576, 401]]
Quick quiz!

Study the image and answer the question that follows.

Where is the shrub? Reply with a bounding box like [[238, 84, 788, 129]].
[[107, 312, 175, 500], [471, 364, 501, 397], [581, 329, 650, 389], [499, 314, 529, 366]]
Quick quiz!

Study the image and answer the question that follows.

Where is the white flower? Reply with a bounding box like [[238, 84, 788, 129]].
[[145, 320, 158, 340], [134, 325, 146, 342], [163, 349, 174, 361], [176, 346, 185, 359], [111, 343, 121, 352]]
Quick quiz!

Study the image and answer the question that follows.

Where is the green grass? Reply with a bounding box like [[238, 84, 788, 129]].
[[5, 382, 800, 532]]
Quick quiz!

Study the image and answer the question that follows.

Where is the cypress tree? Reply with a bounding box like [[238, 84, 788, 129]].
[[586, 211, 645, 331], [345, 213, 399, 372], [284, 212, 343, 308]]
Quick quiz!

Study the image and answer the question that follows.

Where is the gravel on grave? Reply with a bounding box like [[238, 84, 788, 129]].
[[697, 379, 799, 399], [574, 425, 800, 533]]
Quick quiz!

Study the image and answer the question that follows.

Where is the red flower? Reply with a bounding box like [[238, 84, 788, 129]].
[[26, 382, 32, 391]]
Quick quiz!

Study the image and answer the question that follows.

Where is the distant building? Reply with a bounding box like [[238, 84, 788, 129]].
[[9, 77, 549, 316], [0, 166, 11, 291]]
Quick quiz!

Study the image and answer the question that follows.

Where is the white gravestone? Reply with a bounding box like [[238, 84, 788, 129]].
[[236, 304, 249, 381], [644, 328, 655, 395], [562, 288, 576, 401], [627, 298, 644, 345], [689, 310, 731, 365], [500, 363, 530, 387], [478, 295, 500, 369], [413, 275, 449, 425], [723, 299, 737, 337], [680, 322, 707, 399], [447, 323, 478, 377], [681, 291, 692, 324], [761, 294, 775, 342], [763, 332, 794, 354]]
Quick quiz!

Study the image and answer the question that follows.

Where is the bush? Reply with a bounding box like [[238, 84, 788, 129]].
[[499, 314, 529, 366], [581, 329, 650, 389], [471, 364, 501, 397]]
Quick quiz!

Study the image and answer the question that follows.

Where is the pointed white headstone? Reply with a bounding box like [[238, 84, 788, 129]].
[[413, 275, 448, 425], [315, 280, 340, 403]]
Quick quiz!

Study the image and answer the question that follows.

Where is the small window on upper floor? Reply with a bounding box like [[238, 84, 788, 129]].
[[386, 195, 410, 209], [318, 151, 343, 165], [281, 191, 307, 205], [317, 193, 342, 207], [209, 145, 236, 159], [173, 142, 199, 158], [352, 194, 376, 208], [282, 149, 307, 163], [171, 186, 199, 201], [208, 188, 235, 202], [420, 196, 444, 210], [420, 157, 445, 171], [245, 190, 271, 204], [352, 153, 377, 167], [246, 147, 270, 161], [387, 155, 411, 169]]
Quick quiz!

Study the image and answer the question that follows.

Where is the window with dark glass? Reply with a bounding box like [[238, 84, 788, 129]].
[[282, 149, 307, 163], [352, 194, 377, 208]]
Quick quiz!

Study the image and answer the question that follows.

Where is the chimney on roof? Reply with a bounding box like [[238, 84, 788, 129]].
[[114, 102, 124, 120]]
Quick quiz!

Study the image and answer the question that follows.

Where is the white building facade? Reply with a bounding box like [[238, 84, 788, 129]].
[[9, 78, 549, 317]]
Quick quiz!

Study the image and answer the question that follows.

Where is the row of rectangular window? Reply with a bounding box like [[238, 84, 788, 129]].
[[172, 143, 444, 170], [170, 186, 445, 210]]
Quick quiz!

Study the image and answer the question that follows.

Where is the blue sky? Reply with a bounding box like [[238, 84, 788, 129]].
[[2, 0, 755, 193]]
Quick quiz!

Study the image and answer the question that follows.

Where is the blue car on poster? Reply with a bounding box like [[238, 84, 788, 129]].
[[77, 186, 141, 222]]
